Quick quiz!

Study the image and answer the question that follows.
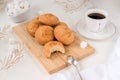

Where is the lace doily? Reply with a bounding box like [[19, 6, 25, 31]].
[[0, 25, 25, 71], [0, 25, 10, 40], [54, 0, 92, 13]]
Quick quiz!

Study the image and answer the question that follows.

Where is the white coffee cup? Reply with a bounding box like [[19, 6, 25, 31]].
[[85, 9, 108, 33]]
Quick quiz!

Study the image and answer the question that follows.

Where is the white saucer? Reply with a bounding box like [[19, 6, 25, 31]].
[[77, 20, 116, 40]]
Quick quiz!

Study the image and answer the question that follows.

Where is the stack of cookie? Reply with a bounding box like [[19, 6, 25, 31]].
[[26, 13, 74, 58]]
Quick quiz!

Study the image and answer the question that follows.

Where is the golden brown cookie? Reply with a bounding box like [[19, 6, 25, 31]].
[[54, 24, 74, 45], [53, 22, 67, 28], [39, 13, 59, 26], [35, 25, 54, 45], [43, 41, 65, 58], [26, 22, 39, 37], [31, 17, 40, 24], [56, 22, 68, 26]]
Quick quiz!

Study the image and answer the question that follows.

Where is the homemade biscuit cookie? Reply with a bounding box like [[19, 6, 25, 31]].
[[54, 24, 74, 45], [31, 17, 40, 24], [26, 22, 39, 37], [39, 13, 59, 26], [35, 25, 54, 45], [43, 41, 65, 58]]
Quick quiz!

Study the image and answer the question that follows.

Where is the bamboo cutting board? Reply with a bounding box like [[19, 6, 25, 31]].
[[13, 23, 95, 74]]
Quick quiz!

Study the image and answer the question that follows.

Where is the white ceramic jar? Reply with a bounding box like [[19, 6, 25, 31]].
[[6, 0, 30, 23]]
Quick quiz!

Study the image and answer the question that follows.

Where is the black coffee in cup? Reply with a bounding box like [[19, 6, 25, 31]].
[[88, 13, 105, 19]]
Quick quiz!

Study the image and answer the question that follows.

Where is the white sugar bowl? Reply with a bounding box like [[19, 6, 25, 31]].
[[6, 0, 30, 23]]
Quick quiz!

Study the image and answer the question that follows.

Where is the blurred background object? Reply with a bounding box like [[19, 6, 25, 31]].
[[0, 0, 8, 11]]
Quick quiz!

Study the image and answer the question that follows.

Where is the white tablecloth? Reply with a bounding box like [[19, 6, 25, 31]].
[[0, 0, 120, 80], [50, 37, 120, 80]]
